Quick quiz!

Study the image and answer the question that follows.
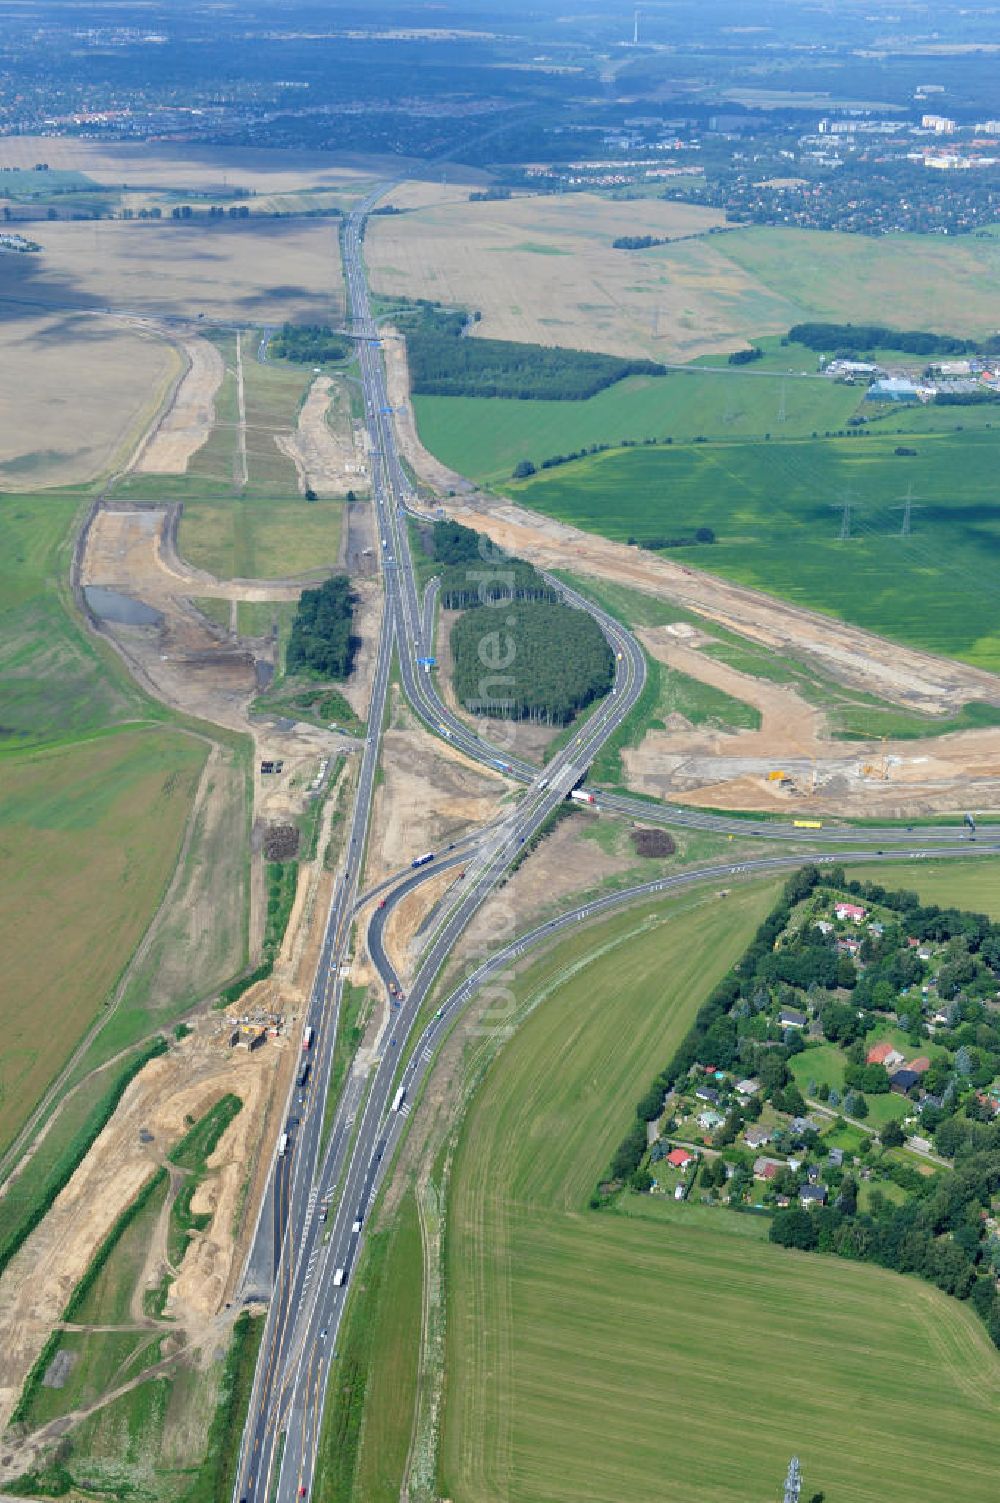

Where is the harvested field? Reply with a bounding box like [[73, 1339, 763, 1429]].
[[722, 224, 1000, 339], [0, 730, 205, 1158], [366, 192, 792, 363], [1, 218, 344, 326], [0, 137, 427, 199], [0, 313, 178, 490], [135, 332, 224, 475]]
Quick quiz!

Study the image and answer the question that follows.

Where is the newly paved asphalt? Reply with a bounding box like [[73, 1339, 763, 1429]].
[[233, 188, 998, 1503]]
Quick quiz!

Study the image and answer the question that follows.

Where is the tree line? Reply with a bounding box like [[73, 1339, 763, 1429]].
[[628, 528, 716, 550], [401, 300, 666, 401], [438, 559, 558, 610], [451, 600, 613, 725], [287, 574, 356, 679], [612, 234, 669, 250], [788, 321, 991, 357]]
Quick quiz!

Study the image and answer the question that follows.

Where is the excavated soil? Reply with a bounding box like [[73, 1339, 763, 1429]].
[[380, 868, 459, 983], [274, 375, 368, 497], [365, 715, 507, 888], [627, 624, 1000, 816], [382, 327, 474, 495]]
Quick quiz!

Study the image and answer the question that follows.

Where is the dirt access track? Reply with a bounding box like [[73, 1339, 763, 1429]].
[[437, 493, 1000, 719], [133, 329, 225, 475]]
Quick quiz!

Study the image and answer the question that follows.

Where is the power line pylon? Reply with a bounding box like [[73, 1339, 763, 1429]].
[[830, 495, 859, 540], [783, 1456, 802, 1503], [891, 485, 923, 536]]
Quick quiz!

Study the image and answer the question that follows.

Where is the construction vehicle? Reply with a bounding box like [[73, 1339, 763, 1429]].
[[793, 819, 823, 830]]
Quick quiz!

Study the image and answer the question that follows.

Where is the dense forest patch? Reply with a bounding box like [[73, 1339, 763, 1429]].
[[271, 323, 352, 364], [450, 599, 613, 724], [788, 321, 997, 358], [287, 573, 356, 678]]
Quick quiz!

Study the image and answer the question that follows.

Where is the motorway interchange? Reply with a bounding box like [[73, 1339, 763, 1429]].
[[233, 189, 1000, 1503]]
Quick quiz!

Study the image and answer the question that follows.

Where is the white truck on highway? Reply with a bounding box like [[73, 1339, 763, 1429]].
[[391, 1086, 407, 1112], [570, 789, 597, 806], [277, 1132, 289, 1157], [333, 1267, 346, 1287]]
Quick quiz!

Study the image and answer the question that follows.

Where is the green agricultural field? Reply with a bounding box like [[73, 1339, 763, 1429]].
[[0, 491, 155, 744], [99, 739, 250, 1072], [178, 492, 343, 579], [0, 729, 205, 1156], [845, 856, 1000, 917], [513, 427, 1000, 671], [315, 1190, 423, 1503], [441, 878, 1000, 1503], [412, 367, 861, 485]]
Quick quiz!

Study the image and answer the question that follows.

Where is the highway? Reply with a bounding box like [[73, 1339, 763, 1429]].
[[234, 187, 647, 1503], [234, 183, 998, 1503]]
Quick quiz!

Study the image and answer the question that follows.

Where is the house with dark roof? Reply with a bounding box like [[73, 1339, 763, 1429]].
[[779, 1007, 808, 1030], [694, 1085, 720, 1105], [890, 1068, 921, 1095], [800, 1184, 828, 1206]]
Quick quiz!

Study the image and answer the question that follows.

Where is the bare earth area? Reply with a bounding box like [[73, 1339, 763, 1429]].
[[134, 331, 225, 474], [382, 328, 473, 494], [274, 374, 368, 497], [0, 1023, 283, 1440], [627, 627, 1000, 816], [365, 703, 506, 887]]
